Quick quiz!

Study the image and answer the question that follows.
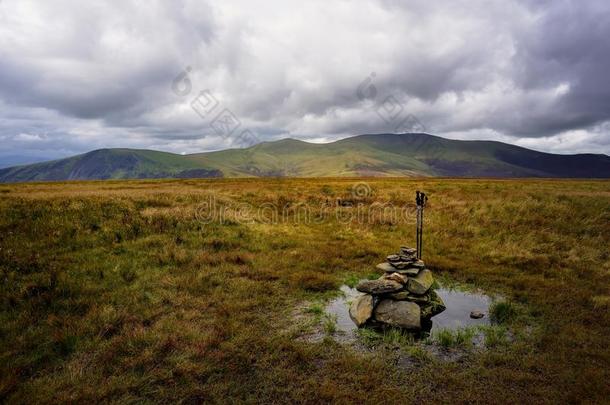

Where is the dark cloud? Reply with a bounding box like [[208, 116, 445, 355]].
[[0, 0, 609, 162]]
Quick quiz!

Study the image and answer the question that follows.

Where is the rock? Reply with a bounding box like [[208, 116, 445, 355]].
[[400, 246, 417, 255], [387, 291, 429, 303], [394, 268, 420, 276], [411, 260, 425, 269], [399, 254, 416, 262], [470, 310, 485, 319], [388, 291, 410, 300], [378, 262, 420, 276], [383, 272, 407, 284], [386, 254, 401, 262], [420, 290, 446, 318], [407, 269, 434, 295], [374, 300, 421, 330], [349, 294, 374, 326], [391, 261, 413, 269], [356, 279, 403, 295], [376, 262, 395, 272]]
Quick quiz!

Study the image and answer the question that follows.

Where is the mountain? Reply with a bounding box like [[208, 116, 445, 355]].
[[0, 155, 53, 169], [1, 133, 609, 182], [0, 149, 222, 183]]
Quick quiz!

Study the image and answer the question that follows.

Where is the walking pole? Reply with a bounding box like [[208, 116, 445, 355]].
[[415, 191, 428, 259]]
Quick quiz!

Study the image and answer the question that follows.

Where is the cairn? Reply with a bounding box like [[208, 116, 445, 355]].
[[349, 246, 446, 331]]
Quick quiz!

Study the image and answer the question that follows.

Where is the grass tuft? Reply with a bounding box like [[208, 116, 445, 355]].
[[490, 301, 518, 324]]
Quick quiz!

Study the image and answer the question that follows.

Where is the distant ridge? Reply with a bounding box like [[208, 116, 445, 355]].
[[1, 133, 609, 182]]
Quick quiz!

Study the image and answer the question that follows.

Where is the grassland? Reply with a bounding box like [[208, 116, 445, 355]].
[[0, 178, 609, 403]]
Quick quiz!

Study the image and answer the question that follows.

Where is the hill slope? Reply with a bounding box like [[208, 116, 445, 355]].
[[0, 149, 222, 182], [1, 133, 609, 182]]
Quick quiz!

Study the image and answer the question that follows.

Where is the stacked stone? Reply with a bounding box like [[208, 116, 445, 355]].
[[349, 246, 446, 331]]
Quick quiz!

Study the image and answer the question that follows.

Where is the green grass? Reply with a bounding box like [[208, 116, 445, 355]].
[[480, 325, 510, 348], [356, 327, 416, 348], [490, 301, 518, 324], [0, 177, 609, 403], [322, 314, 337, 335], [432, 328, 477, 349]]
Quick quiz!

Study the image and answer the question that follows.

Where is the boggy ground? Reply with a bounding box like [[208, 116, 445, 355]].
[[0, 178, 608, 403]]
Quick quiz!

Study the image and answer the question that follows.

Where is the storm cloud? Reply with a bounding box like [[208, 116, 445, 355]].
[[1, 0, 609, 163]]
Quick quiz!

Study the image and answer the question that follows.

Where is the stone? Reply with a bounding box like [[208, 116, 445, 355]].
[[384, 272, 407, 284], [374, 300, 421, 330], [356, 279, 403, 295], [470, 310, 485, 319], [399, 254, 416, 262], [387, 291, 428, 303], [349, 294, 374, 326], [407, 269, 434, 295], [378, 262, 420, 276], [393, 268, 420, 276], [386, 254, 401, 262], [400, 246, 417, 255], [411, 260, 425, 269], [388, 291, 410, 300], [376, 262, 395, 272], [391, 261, 412, 269], [420, 290, 446, 318]]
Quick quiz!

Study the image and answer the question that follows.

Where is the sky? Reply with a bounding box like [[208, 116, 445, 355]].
[[1, 0, 610, 165]]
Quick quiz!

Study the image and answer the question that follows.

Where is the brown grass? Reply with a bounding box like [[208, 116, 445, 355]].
[[0, 177, 609, 403]]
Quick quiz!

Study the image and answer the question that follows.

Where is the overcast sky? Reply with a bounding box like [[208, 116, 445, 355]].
[[1, 0, 609, 164]]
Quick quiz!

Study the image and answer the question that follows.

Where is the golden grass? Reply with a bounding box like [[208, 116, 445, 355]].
[[0, 177, 609, 403]]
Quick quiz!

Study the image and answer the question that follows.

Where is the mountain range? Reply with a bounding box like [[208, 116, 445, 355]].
[[1, 133, 609, 182]]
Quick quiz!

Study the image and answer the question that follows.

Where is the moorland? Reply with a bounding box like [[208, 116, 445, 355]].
[[0, 178, 609, 403]]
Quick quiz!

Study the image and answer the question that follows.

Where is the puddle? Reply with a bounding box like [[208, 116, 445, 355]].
[[429, 288, 491, 332], [325, 284, 492, 340]]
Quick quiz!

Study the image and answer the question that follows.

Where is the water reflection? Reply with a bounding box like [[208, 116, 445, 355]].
[[325, 284, 492, 340]]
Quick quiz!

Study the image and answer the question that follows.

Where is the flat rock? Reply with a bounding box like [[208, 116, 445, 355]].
[[411, 260, 425, 269], [399, 254, 416, 262], [391, 261, 414, 269], [400, 246, 417, 255], [384, 272, 407, 284], [349, 294, 374, 326], [376, 262, 395, 272], [420, 290, 446, 318], [387, 291, 428, 303], [394, 268, 420, 276], [407, 269, 434, 295], [377, 263, 420, 277], [388, 291, 430, 303], [470, 310, 485, 319], [374, 300, 421, 330], [356, 279, 403, 295], [386, 254, 401, 262]]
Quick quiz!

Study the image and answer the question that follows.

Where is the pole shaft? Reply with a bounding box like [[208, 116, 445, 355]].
[[419, 209, 423, 258]]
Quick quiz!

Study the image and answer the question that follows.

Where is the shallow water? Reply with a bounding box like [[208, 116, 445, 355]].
[[326, 284, 492, 339]]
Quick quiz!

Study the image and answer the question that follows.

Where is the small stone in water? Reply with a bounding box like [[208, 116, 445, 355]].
[[470, 310, 485, 319]]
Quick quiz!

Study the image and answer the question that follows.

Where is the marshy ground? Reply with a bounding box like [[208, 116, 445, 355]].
[[0, 178, 609, 403]]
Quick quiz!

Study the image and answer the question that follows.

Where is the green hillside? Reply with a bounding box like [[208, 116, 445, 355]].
[[0, 149, 222, 182], [1, 133, 609, 182]]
